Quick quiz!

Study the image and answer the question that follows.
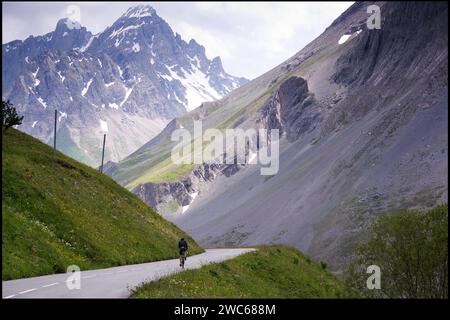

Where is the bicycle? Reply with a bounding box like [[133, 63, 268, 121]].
[[180, 250, 187, 269]]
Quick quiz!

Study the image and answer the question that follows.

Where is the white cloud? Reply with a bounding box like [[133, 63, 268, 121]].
[[159, 2, 354, 78]]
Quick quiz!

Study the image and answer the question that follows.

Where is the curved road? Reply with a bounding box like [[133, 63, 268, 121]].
[[2, 248, 255, 298]]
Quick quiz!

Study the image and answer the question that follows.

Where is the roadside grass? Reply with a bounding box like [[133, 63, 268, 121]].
[[131, 245, 359, 298], [2, 129, 203, 280]]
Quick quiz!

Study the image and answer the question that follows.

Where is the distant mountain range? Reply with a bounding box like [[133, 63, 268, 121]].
[[2, 5, 248, 166]]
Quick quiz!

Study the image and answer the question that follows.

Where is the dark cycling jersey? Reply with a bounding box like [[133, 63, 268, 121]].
[[179, 239, 188, 254]]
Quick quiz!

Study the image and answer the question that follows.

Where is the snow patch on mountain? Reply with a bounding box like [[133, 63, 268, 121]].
[[132, 42, 140, 52], [32, 67, 39, 78], [124, 5, 154, 18], [181, 191, 199, 214], [57, 70, 65, 82], [117, 65, 123, 78], [167, 64, 222, 111], [120, 85, 133, 107], [338, 34, 351, 44], [81, 78, 93, 96], [80, 34, 98, 52], [338, 30, 362, 45], [109, 22, 146, 40], [36, 96, 47, 109]]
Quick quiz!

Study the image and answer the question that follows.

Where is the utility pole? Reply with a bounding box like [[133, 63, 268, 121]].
[[53, 109, 57, 154], [100, 133, 106, 173]]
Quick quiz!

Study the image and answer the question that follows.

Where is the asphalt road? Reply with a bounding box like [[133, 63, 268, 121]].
[[2, 248, 255, 298]]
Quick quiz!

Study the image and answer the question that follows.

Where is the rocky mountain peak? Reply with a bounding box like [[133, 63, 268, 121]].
[[54, 18, 88, 37], [187, 38, 205, 51], [53, 18, 91, 50], [55, 18, 83, 31], [123, 5, 156, 19], [209, 56, 224, 72], [2, 5, 248, 167]]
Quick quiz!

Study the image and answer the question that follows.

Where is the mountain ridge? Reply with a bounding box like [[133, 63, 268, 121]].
[[2, 5, 248, 167]]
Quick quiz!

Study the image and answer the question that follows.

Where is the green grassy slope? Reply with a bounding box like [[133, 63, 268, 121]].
[[132, 246, 359, 298], [2, 129, 203, 280]]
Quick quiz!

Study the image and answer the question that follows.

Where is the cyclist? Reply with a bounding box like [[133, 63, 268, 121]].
[[178, 237, 188, 267]]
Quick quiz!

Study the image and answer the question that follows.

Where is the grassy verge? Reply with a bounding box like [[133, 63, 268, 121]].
[[2, 129, 203, 280], [131, 245, 359, 298]]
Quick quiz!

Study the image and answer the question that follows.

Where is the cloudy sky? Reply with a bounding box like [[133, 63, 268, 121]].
[[2, 1, 353, 79]]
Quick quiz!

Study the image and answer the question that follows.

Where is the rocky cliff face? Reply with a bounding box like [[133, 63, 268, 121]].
[[129, 76, 320, 215], [257, 76, 322, 141], [2, 5, 248, 167], [131, 158, 249, 215], [132, 163, 225, 214]]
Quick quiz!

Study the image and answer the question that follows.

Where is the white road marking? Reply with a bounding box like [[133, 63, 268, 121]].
[[18, 288, 37, 295], [42, 282, 59, 288], [2, 249, 256, 298]]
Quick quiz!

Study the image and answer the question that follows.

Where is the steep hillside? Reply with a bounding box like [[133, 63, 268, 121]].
[[106, 1, 375, 188], [2, 5, 248, 166], [107, 2, 448, 271], [132, 246, 358, 298], [2, 129, 203, 280]]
